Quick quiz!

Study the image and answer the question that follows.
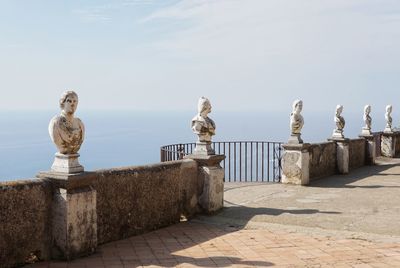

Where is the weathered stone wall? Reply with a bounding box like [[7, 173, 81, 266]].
[[308, 142, 337, 180], [0, 179, 52, 268], [94, 159, 200, 244], [395, 133, 400, 157], [349, 138, 366, 170], [0, 159, 202, 267]]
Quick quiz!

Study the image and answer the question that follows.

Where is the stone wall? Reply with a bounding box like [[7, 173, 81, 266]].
[[349, 138, 366, 170], [0, 179, 52, 268], [395, 133, 400, 157], [0, 159, 206, 267], [94, 159, 200, 244], [308, 142, 337, 180]]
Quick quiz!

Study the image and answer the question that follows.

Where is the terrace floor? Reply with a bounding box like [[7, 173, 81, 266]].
[[28, 158, 400, 267]]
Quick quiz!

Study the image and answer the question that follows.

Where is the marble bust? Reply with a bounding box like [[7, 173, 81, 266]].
[[191, 97, 216, 155], [332, 105, 345, 139], [288, 99, 304, 144], [361, 104, 372, 136], [49, 91, 85, 154], [48, 91, 85, 173], [384, 105, 393, 133]]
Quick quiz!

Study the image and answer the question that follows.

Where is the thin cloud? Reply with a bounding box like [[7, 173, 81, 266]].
[[73, 0, 156, 22], [72, 7, 112, 22]]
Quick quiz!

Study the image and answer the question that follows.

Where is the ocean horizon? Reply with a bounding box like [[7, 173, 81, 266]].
[[0, 110, 390, 182]]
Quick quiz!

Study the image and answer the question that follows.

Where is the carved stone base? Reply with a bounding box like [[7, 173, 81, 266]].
[[336, 140, 349, 174], [288, 133, 303, 144], [332, 130, 344, 140], [384, 127, 393, 134], [185, 154, 225, 213], [51, 153, 84, 174], [51, 187, 97, 260], [36, 172, 97, 260], [381, 134, 396, 158], [193, 141, 215, 156], [361, 128, 372, 136], [281, 143, 310, 185], [359, 135, 376, 165]]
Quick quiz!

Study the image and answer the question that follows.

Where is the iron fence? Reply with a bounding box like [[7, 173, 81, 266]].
[[160, 141, 283, 182]]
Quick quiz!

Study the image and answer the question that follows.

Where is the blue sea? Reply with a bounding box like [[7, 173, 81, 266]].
[[0, 110, 388, 182]]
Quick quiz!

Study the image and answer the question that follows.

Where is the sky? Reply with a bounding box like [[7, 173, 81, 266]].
[[1, 0, 400, 114]]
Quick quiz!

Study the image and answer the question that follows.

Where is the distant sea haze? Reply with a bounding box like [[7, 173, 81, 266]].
[[0, 110, 389, 181]]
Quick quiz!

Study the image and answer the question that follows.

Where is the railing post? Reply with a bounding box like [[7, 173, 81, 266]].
[[381, 132, 397, 158], [281, 143, 310, 185], [185, 154, 226, 213], [332, 139, 350, 174]]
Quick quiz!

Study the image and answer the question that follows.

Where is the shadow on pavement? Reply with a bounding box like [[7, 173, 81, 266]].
[[309, 164, 398, 188]]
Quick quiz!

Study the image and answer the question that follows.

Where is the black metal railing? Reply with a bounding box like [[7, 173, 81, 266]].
[[160, 141, 283, 182]]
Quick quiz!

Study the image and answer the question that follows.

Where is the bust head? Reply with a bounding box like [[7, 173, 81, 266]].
[[60, 91, 79, 115], [336, 105, 343, 116], [364, 104, 371, 115], [292, 99, 303, 114], [198, 97, 212, 117], [386, 105, 392, 114]]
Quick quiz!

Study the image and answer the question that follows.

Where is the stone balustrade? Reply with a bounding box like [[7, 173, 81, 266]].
[[0, 93, 225, 267], [282, 101, 400, 185], [0, 158, 225, 267]]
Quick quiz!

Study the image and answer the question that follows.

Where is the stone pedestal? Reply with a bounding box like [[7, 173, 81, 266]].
[[381, 133, 396, 157], [361, 128, 372, 136], [193, 141, 215, 156], [332, 130, 344, 140], [37, 172, 97, 260], [51, 153, 84, 174], [332, 138, 349, 174], [359, 134, 376, 165], [288, 133, 303, 144], [185, 154, 225, 213], [281, 144, 310, 185]]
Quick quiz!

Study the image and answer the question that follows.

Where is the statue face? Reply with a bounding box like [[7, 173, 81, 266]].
[[206, 104, 212, 114], [200, 102, 212, 116], [336, 106, 343, 115], [63, 94, 78, 115], [295, 102, 303, 113]]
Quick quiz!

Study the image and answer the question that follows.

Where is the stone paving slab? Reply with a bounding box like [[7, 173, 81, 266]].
[[222, 159, 400, 238], [27, 221, 400, 267]]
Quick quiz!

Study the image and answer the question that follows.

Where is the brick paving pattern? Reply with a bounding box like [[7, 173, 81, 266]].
[[28, 221, 400, 268]]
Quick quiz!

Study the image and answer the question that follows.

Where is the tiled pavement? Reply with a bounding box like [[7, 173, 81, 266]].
[[28, 220, 400, 268]]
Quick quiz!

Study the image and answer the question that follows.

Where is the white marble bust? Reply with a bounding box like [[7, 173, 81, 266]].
[[384, 105, 393, 133], [332, 105, 345, 139], [191, 97, 216, 142], [335, 105, 345, 131], [361, 104, 372, 136], [363, 105, 372, 130], [290, 100, 304, 135], [49, 91, 85, 155]]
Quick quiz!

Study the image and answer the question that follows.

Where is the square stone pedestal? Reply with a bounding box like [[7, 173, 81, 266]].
[[185, 154, 225, 213], [381, 133, 396, 157], [359, 134, 376, 165], [288, 133, 303, 144], [37, 172, 97, 260], [281, 143, 310, 185], [193, 141, 215, 156], [51, 153, 84, 174], [330, 138, 349, 174]]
